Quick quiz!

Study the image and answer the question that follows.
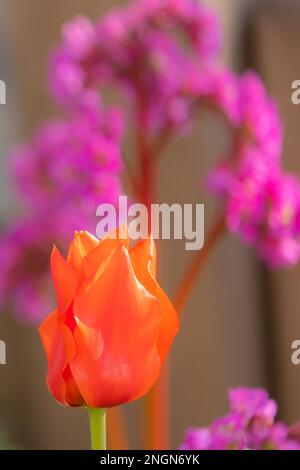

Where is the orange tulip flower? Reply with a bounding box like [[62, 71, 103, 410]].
[[39, 229, 179, 409]]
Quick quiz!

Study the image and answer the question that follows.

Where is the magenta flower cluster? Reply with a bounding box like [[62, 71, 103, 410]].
[[11, 100, 123, 220], [207, 72, 300, 268], [49, 0, 220, 134], [180, 388, 300, 450], [0, 100, 123, 322]]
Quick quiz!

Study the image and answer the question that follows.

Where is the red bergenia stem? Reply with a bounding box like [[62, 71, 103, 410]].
[[138, 129, 156, 211], [144, 363, 170, 450], [174, 214, 226, 314], [123, 153, 143, 201], [108, 407, 129, 450]]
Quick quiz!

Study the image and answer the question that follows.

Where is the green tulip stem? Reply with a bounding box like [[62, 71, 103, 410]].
[[88, 407, 107, 450]]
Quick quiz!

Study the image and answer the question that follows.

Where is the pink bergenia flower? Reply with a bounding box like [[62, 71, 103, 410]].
[[225, 153, 277, 244], [225, 168, 300, 268], [184, 66, 241, 126], [136, 0, 221, 60], [0, 217, 60, 323], [49, 0, 221, 134], [207, 70, 283, 184], [257, 173, 300, 267], [229, 388, 277, 448], [229, 388, 277, 421], [11, 100, 123, 216], [207, 70, 300, 268], [239, 71, 283, 162], [180, 413, 246, 450], [180, 388, 300, 450]]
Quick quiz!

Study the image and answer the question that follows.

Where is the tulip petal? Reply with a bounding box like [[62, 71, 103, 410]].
[[83, 238, 123, 280], [130, 238, 179, 362], [83, 227, 129, 279], [130, 236, 157, 278], [74, 245, 158, 328], [67, 231, 99, 275], [39, 310, 82, 405], [71, 245, 163, 407], [71, 317, 161, 407], [51, 246, 78, 313]]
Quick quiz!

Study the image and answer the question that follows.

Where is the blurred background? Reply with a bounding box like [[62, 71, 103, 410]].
[[0, 0, 300, 449]]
